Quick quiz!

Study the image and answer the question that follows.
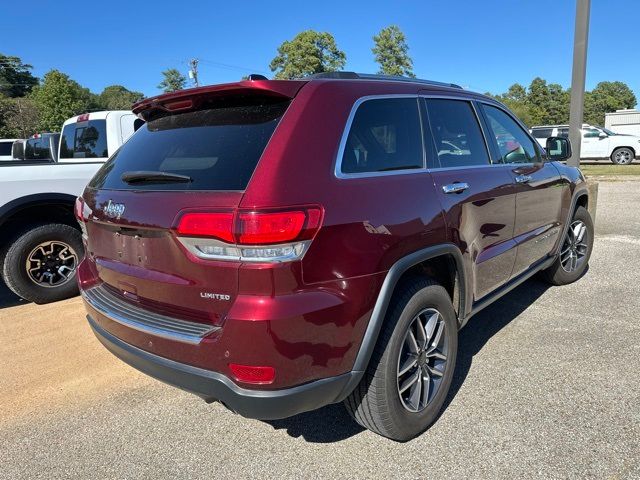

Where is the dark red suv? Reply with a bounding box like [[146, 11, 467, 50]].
[[77, 73, 594, 441]]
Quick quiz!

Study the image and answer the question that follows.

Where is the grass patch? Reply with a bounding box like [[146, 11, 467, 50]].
[[579, 163, 640, 176]]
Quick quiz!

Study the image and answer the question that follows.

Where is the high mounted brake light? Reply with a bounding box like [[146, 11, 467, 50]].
[[175, 207, 323, 263]]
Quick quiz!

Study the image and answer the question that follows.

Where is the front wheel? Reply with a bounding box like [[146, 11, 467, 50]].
[[541, 206, 594, 286], [344, 277, 458, 441], [610, 147, 634, 165], [2, 223, 84, 304]]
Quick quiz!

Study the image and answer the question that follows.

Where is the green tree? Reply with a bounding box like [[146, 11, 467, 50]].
[[98, 85, 144, 109], [269, 30, 346, 80], [158, 68, 187, 92], [372, 25, 415, 77], [584, 81, 637, 126], [30, 70, 92, 132], [0, 96, 40, 137], [493, 83, 535, 126], [0, 54, 39, 97]]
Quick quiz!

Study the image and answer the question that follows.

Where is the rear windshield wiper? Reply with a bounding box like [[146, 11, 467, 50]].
[[121, 171, 192, 184]]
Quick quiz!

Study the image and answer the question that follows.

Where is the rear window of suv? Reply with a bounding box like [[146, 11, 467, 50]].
[[89, 100, 289, 191]]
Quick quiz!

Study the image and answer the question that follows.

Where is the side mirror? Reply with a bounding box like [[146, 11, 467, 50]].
[[546, 136, 572, 162], [599, 131, 607, 138]]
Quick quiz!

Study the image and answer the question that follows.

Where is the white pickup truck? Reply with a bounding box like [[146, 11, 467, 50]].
[[0, 110, 141, 303], [531, 124, 640, 165]]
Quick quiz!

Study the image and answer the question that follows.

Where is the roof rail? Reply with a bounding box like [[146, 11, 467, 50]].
[[305, 71, 463, 89]]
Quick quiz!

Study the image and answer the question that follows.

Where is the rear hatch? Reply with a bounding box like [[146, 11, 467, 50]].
[[81, 83, 301, 326]]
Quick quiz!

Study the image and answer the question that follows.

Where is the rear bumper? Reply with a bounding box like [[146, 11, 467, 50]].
[[87, 314, 357, 420]]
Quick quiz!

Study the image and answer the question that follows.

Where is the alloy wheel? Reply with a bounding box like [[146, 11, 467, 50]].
[[560, 220, 589, 273], [614, 149, 632, 165], [397, 308, 448, 413], [25, 241, 78, 287]]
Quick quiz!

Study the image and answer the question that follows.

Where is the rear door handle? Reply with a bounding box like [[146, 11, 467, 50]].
[[515, 174, 533, 184], [442, 182, 470, 194]]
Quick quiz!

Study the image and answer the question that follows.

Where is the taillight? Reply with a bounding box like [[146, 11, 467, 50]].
[[174, 206, 323, 263], [75, 197, 88, 240], [176, 212, 234, 243]]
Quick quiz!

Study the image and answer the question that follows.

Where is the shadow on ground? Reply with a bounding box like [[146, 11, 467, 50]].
[[265, 278, 550, 443], [0, 278, 23, 309]]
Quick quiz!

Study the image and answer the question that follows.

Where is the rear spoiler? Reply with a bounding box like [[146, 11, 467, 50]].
[[132, 80, 307, 121]]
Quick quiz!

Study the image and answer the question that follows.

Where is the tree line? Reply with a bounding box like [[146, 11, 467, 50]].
[[0, 54, 144, 137], [486, 78, 636, 128], [1, 25, 637, 138]]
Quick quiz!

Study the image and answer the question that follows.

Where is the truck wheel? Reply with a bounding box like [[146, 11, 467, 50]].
[[344, 277, 458, 441], [541, 206, 594, 286], [610, 147, 634, 165], [2, 223, 84, 304]]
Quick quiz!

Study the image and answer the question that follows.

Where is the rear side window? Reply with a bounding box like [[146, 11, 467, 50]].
[[60, 120, 108, 159], [558, 128, 569, 138], [25, 137, 52, 160], [89, 101, 289, 191], [0, 141, 12, 156], [340, 98, 423, 174], [425, 99, 490, 168], [531, 128, 553, 138]]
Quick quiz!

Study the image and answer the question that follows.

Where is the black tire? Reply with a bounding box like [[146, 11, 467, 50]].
[[610, 147, 634, 165], [344, 277, 458, 441], [2, 223, 83, 304], [541, 206, 593, 286]]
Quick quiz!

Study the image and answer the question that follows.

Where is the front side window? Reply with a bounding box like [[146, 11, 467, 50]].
[[481, 105, 540, 164], [583, 128, 600, 138], [60, 119, 108, 159], [425, 99, 490, 168], [340, 98, 423, 174]]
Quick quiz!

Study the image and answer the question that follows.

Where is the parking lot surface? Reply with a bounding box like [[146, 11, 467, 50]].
[[1, 180, 639, 479]]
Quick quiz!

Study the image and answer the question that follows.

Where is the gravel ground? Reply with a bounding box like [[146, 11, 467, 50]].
[[0, 181, 638, 479]]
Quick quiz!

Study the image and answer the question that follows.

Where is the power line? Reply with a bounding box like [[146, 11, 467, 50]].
[[197, 58, 269, 75]]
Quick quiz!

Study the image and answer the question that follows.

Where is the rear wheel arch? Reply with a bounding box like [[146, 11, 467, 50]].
[[0, 193, 79, 249], [347, 244, 467, 380]]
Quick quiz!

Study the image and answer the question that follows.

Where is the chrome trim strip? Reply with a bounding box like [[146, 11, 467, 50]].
[[81, 285, 219, 344], [332, 93, 549, 180]]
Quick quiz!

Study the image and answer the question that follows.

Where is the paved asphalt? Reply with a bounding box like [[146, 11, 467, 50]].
[[1, 180, 639, 479]]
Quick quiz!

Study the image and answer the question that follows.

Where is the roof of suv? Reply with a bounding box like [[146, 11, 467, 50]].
[[132, 72, 479, 120]]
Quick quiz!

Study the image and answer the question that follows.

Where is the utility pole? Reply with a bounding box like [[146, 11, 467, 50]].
[[189, 59, 199, 87], [567, 0, 591, 167]]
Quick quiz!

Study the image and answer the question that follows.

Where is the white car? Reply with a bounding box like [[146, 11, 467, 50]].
[[530, 124, 640, 165], [0, 110, 142, 304], [0, 138, 21, 161]]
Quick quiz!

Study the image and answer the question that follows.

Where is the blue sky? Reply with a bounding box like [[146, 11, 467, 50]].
[[3, 0, 639, 104]]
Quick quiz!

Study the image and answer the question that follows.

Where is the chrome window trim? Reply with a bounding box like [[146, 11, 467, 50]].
[[333, 93, 542, 179], [334, 94, 428, 179]]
